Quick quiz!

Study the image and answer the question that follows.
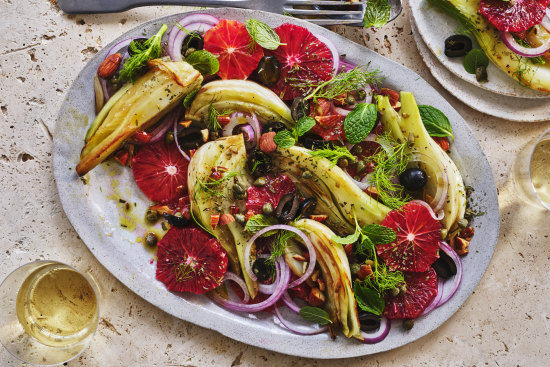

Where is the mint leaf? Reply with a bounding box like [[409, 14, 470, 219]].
[[245, 214, 278, 234], [299, 306, 332, 325], [361, 224, 396, 245], [185, 50, 220, 75], [245, 19, 284, 50], [353, 281, 385, 315], [418, 105, 454, 139], [344, 103, 377, 144], [363, 0, 391, 28], [463, 49, 489, 74], [355, 235, 375, 256], [273, 130, 295, 148], [294, 117, 316, 138], [183, 89, 199, 109], [332, 230, 361, 245]]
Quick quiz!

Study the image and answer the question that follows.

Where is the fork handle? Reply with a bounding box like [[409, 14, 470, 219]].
[[59, 0, 252, 14]]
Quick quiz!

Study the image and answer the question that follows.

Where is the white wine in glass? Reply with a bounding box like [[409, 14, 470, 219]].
[[530, 137, 550, 208]]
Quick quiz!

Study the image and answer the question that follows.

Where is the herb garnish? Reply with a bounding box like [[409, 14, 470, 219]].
[[363, 0, 392, 28], [244, 214, 278, 234], [185, 50, 220, 75], [196, 170, 238, 198], [266, 230, 295, 269], [343, 103, 378, 144], [183, 89, 199, 109], [245, 19, 285, 51], [207, 104, 232, 131], [273, 116, 316, 148], [418, 105, 454, 139], [119, 24, 168, 82], [309, 146, 355, 167], [299, 306, 332, 325]]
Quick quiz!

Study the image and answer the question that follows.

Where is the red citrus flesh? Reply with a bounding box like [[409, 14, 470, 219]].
[[267, 23, 333, 100], [246, 175, 296, 214], [203, 19, 264, 80], [132, 141, 189, 204], [479, 0, 550, 32], [384, 268, 438, 319], [378, 202, 442, 272], [309, 98, 346, 141], [156, 227, 228, 294]]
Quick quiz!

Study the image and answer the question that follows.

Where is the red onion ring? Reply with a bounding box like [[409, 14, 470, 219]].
[[173, 113, 191, 161], [333, 106, 352, 116], [339, 58, 357, 73], [411, 200, 445, 221], [281, 291, 301, 314], [168, 22, 214, 61], [542, 10, 550, 33], [210, 256, 290, 312], [222, 112, 258, 149], [168, 13, 219, 51], [314, 33, 340, 73], [409, 153, 449, 213], [500, 31, 550, 57], [360, 317, 391, 344], [436, 241, 463, 307], [223, 271, 251, 303], [421, 278, 444, 316], [244, 225, 316, 289], [274, 305, 329, 336]]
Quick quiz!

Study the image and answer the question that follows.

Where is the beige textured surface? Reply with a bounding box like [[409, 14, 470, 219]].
[[1, 1, 549, 365]]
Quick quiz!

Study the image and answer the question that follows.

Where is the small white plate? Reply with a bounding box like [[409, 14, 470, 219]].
[[412, 19, 550, 122], [410, 0, 550, 99]]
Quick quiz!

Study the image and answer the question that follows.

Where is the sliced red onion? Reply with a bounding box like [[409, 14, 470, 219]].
[[210, 256, 290, 312], [409, 153, 449, 213], [333, 106, 352, 116], [274, 305, 329, 336], [314, 34, 340, 73], [421, 278, 444, 316], [173, 114, 191, 161], [411, 200, 445, 221], [363, 85, 373, 104], [436, 241, 463, 307], [542, 10, 550, 33], [360, 317, 391, 344], [281, 291, 301, 314], [244, 225, 316, 289], [130, 108, 179, 145], [169, 22, 214, 61], [222, 112, 260, 150], [501, 31, 550, 57], [339, 58, 357, 73], [345, 171, 369, 191], [168, 13, 219, 49], [223, 271, 251, 303]]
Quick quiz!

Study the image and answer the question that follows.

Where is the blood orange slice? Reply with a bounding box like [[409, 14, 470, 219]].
[[156, 227, 228, 294], [267, 23, 333, 100], [480, 0, 550, 32], [246, 175, 296, 214], [309, 98, 345, 141], [378, 202, 442, 272], [384, 268, 438, 319], [203, 19, 264, 80], [132, 141, 189, 204]]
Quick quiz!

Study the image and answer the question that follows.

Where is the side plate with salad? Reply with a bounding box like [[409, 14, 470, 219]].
[[53, 8, 499, 358]]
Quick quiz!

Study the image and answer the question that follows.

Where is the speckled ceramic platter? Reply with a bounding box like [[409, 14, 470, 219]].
[[411, 19, 550, 122], [53, 8, 499, 358], [410, 0, 550, 99]]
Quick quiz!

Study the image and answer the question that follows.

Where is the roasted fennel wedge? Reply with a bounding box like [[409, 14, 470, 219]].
[[187, 134, 258, 298], [271, 146, 391, 235], [77, 59, 202, 176], [377, 92, 466, 231], [293, 218, 362, 339]]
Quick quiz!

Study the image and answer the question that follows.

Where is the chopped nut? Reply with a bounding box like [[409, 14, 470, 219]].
[[433, 136, 450, 152], [179, 120, 192, 128], [200, 129, 209, 142], [259, 132, 277, 154], [311, 269, 320, 282], [219, 213, 235, 226], [344, 243, 353, 256], [210, 214, 220, 230], [216, 115, 231, 126], [317, 278, 326, 291], [459, 227, 475, 241], [97, 53, 122, 79], [308, 287, 326, 307], [292, 254, 307, 261], [365, 186, 379, 200], [453, 237, 470, 256], [309, 214, 328, 222], [357, 264, 373, 281]]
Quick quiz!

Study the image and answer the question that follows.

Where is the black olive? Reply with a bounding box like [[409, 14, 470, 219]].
[[300, 135, 329, 150], [399, 168, 428, 191], [256, 56, 281, 86], [181, 32, 204, 55], [252, 258, 271, 282], [265, 121, 287, 133], [128, 38, 148, 56], [298, 198, 317, 217], [358, 311, 381, 332], [275, 194, 300, 222], [291, 97, 311, 122], [177, 131, 203, 150], [163, 212, 188, 227], [247, 149, 273, 178], [444, 35, 472, 58], [431, 251, 457, 279]]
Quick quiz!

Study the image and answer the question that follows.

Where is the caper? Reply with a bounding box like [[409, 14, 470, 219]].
[[356, 160, 366, 174], [440, 228, 448, 239], [165, 131, 175, 144], [399, 284, 407, 295], [390, 287, 400, 297], [345, 94, 356, 105], [350, 263, 361, 276], [235, 213, 246, 225], [351, 145, 363, 155], [458, 218, 469, 229], [145, 209, 159, 224], [256, 56, 281, 86], [232, 183, 246, 199], [476, 65, 488, 83], [357, 89, 367, 100], [302, 170, 313, 179], [338, 158, 349, 168], [402, 319, 415, 330], [253, 177, 266, 187], [262, 202, 274, 216], [144, 232, 158, 247]]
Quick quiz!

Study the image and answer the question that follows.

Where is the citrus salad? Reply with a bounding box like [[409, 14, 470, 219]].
[[78, 14, 475, 343]]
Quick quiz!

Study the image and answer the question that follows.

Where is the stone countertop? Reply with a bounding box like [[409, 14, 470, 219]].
[[1, 1, 549, 366]]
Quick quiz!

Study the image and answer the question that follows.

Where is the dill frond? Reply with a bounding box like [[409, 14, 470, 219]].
[[207, 104, 231, 131], [197, 171, 238, 198], [309, 146, 355, 167], [266, 230, 294, 271]]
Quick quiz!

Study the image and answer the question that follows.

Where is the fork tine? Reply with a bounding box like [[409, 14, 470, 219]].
[[305, 19, 364, 25], [285, 0, 365, 5], [284, 8, 363, 15]]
